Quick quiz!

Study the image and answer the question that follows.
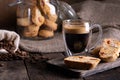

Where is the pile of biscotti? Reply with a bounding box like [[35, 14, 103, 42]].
[[17, 0, 58, 38], [64, 38, 120, 70]]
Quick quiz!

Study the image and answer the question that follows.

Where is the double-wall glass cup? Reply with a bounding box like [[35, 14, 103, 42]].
[[62, 19, 102, 56]]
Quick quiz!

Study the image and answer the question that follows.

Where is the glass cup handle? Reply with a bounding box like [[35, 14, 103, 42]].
[[85, 24, 102, 53], [62, 29, 73, 57]]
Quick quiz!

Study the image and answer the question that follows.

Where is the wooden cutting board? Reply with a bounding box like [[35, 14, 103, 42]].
[[47, 57, 120, 78]]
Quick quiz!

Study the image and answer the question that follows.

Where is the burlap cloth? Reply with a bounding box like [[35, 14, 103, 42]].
[[20, 33, 65, 53], [20, 0, 120, 53]]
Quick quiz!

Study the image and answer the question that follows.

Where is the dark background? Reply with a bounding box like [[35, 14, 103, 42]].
[[0, 0, 106, 27]]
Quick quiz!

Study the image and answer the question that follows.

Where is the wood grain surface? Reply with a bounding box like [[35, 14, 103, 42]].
[[0, 53, 120, 80], [85, 67, 120, 80], [25, 53, 83, 80], [0, 60, 29, 80]]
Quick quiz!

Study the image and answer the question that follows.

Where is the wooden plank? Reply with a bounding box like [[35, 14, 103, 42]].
[[0, 60, 29, 80], [84, 67, 120, 80], [25, 53, 83, 80], [25, 60, 83, 80]]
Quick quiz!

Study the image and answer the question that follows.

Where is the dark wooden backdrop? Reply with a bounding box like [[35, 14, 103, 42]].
[[0, 0, 16, 26]]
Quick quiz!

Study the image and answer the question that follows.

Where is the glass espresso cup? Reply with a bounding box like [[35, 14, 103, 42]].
[[62, 19, 102, 56]]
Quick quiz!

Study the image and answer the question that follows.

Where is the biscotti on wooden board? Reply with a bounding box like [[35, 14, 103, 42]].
[[64, 38, 120, 70], [64, 56, 101, 70], [99, 38, 120, 62]]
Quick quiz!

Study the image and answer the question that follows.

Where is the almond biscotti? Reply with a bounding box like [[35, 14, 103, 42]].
[[17, 17, 31, 27], [64, 56, 101, 70], [38, 29, 54, 38], [23, 24, 40, 37], [99, 38, 120, 62], [32, 6, 45, 26]]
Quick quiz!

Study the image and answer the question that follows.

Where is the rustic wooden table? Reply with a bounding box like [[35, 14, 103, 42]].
[[0, 52, 120, 80]]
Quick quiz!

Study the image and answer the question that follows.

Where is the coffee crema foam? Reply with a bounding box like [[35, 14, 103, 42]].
[[64, 25, 89, 34]]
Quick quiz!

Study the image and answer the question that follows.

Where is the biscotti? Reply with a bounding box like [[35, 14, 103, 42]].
[[99, 38, 120, 62], [38, 30, 54, 38], [44, 19, 57, 31], [17, 17, 31, 26], [64, 56, 101, 70], [16, 0, 58, 38], [91, 46, 101, 57], [37, 0, 58, 38], [32, 6, 45, 26], [23, 24, 40, 37]]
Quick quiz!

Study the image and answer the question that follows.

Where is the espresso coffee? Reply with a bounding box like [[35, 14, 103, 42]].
[[64, 25, 89, 53]]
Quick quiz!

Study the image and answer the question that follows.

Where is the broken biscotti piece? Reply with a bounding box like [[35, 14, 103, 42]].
[[99, 38, 120, 62], [64, 56, 101, 70]]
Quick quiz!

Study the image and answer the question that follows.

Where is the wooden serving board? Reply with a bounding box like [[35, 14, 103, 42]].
[[47, 57, 120, 78]]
